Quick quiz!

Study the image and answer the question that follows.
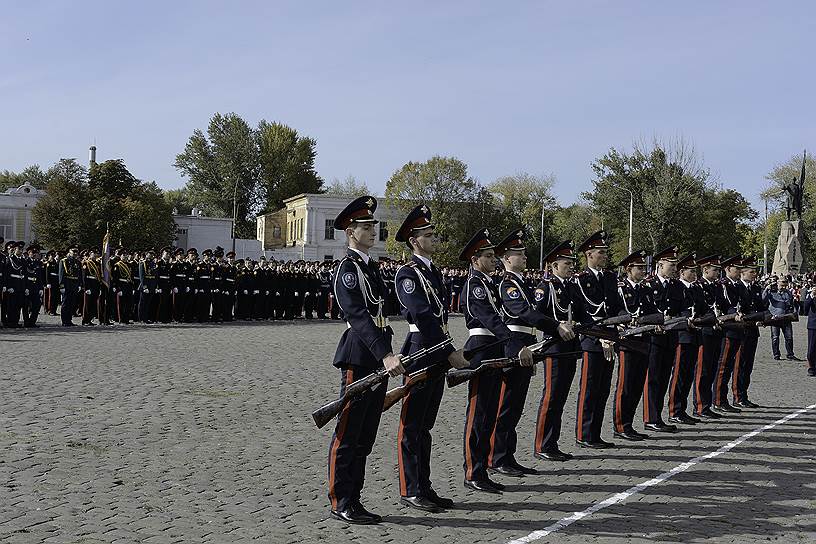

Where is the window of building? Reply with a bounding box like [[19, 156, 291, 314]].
[[298, 218, 303, 240], [379, 221, 388, 241], [273, 226, 281, 239], [325, 219, 334, 240]]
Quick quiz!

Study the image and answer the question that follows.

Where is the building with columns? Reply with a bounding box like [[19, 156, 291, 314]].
[[257, 193, 402, 261], [0, 182, 46, 243]]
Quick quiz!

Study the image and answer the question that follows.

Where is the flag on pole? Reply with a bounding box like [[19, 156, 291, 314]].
[[102, 225, 111, 288], [801, 150, 807, 186]]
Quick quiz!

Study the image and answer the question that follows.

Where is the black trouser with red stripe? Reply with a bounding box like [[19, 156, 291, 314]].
[[327, 365, 387, 512], [713, 335, 742, 407], [463, 340, 503, 482], [398, 371, 445, 498], [535, 354, 577, 453], [733, 330, 759, 404], [576, 350, 614, 443], [643, 337, 677, 424], [489, 332, 535, 468], [115, 287, 133, 324], [693, 330, 721, 414], [612, 349, 648, 433], [668, 339, 700, 418]]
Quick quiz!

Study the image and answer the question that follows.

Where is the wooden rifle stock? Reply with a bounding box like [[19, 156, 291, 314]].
[[636, 313, 665, 326], [382, 362, 449, 412], [446, 350, 585, 388], [311, 337, 453, 428]]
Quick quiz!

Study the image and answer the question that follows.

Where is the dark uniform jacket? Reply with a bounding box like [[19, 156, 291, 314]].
[[617, 278, 660, 350], [719, 277, 751, 339], [698, 277, 727, 337], [395, 255, 454, 370], [462, 268, 523, 367], [644, 275, 684, 347], [138, 260, 158, 292], [676, 279, 710, 345], [572, 268, 622, 353], [58, 256, 81, 291], [332, 249, 393, 370], [534, 275, 593, 356]]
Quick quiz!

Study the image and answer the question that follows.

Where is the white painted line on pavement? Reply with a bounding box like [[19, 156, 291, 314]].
[[506, 403, 816, 544]]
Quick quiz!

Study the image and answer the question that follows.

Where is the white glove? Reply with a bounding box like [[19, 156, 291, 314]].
[[213, 289, 220, 293], [7, 288, 14, 294], [85, 289, 91, 295], [186, 287, 190, 293], [1, 286, 5, 292], [117, 291, 122, 297], [294, 292, 299, 297], [156, 288, 162, 294], [253, 290, 259, 294], [275, 292, 280, 296], [172, 287, 179, 294], [143, 288, 149, 293], [24, 289, 30, 296], [305, 292, 310, 296], [265, 291, 269, 295], [38, 290, 43, 296], [46, 284, 51, 289], [600, 339, 615, 362], [243, 290, 249, 295], [60, 288, 65, 294]]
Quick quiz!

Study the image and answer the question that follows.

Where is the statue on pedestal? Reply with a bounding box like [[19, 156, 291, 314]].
[[773, 150, 808, 275]]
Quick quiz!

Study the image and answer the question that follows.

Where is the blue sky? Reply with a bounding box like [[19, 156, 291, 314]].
[[1, 1, 812, 212]]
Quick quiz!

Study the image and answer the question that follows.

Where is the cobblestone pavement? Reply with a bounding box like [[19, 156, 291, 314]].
[[1, 316, 814, 543]]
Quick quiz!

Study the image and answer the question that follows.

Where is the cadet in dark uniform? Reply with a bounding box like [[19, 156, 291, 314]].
[[643, 246, 683, 433], [713, 256, 750, 413], [318, 262, 332, 319], [81, 249, 104, 326], [195, 249, 214, 322], [170, 248, 188, 322], [58, 245, 82, 326], [692, 255, 725, 419], [23, 244, 44, 327], [4, 242, 26, 327], [803, 286, 816, 377], [223, 251, 237, 321], [533, 241, 590, 460], [393, 205, 467, 513], [154, 247, 173, 323], [138, 249, 158, 323], [183, 249, 198, 322], [44, 251, 60, 315], [732, 256, 764, 408], [326, 196, 403, 524], [572, 231, 621, 447], [112, 248, 134, 324], [667, 254, 708, 425], [460, 229, 532, 494], [0, 238, 7, 327], [490, 230, 564, 475], [613, 250, 657, 440]]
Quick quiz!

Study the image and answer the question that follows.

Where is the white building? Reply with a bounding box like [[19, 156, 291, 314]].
[[0, 182, 46, 243], [173, 208, 262, 258], [257, 193, 402, 262]]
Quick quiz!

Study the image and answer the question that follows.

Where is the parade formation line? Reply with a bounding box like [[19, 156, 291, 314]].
[[506, 403, 816, 544]]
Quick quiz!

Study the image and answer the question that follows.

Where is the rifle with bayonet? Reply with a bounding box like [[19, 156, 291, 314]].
[[311, 337, 454, 428], [445, 349, 586, 388]]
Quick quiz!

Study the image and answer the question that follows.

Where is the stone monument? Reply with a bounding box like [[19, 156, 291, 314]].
[[772, 151, 808, 275]]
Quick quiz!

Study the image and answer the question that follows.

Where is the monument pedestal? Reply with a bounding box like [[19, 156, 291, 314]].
[[772, 220, 807, 275]]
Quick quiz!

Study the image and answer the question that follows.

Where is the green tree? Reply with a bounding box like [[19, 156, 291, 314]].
[[32, 159, 175, 250], [488, 172, 559, 267], [164, 187, 194, 215], [550, 203, 602, 252], [385, 156, 491, 266], [584, 139, 756, 260], [174, 112, 261, 238], [0, 165, 48, 191], [256, 120, 323, 212], [324, 175, 370, 197]]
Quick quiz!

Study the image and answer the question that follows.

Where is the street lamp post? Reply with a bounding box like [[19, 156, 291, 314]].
[[539, 201, 545, 270], [231, 180, 239, 254], [611, 186, 634, 255]]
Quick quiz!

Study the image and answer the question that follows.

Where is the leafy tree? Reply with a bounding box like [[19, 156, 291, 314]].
[[256, 120, 323, 212], [584, 139, 756, 261], [549, 203, 603, 257], [385, 156, 491, 266], [0, 165, 48, 191], [164, 187, 194, 215], [32, 159, 175, 250], [488, 172, 559, 267], [174, 113, 261, 238], [324, 175, 370, 197]]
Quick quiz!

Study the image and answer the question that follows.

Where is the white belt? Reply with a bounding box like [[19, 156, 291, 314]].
[[408, 323, 449, 334], [175, 274, 187, 278], [199, 276, 210, 279], [9, 274, 23, 279], [468, 328, 495, 337], [159, 276, 170, 279], [508, 325, 536, 335]]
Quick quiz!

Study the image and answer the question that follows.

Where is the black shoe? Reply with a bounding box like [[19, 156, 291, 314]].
[[773, 355, 781, 360], [400, 496, 442, 513], [534, 449, 572, 462], [787, 355, 802, 361], [694, 409, 722, 420], [668, 414, 698, 425], [613, 430, 644, 441], [643, 422, 679, 433], [576, 439, 614, 449], [464, 479, 502, 494], [330, 503, 381, 524], [508, 460, 540, 475], [633, 431, 651, 440], [713, 403, 741, 413], [486, 477, 505, 491], [808, 368, 816, 377], [488, 464, 525, 477], [62, 322, 75, 327], [426, 489, 454, 509], [734, 400, 760, 409]]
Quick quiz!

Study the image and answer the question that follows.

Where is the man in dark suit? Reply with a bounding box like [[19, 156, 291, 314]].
[[326, 196, 403, 525], [712, 256, 751, 413], [693, 255, 726, 420]]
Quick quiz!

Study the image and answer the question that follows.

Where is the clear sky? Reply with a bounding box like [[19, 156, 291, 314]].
[[1, 1, 812, 212]]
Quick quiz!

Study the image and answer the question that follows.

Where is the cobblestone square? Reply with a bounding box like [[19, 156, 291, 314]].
[[1, 317, 814, 543]]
